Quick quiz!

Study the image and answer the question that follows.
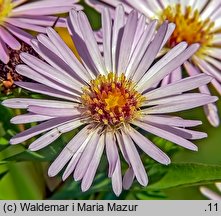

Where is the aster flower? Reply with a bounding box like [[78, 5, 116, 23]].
[[200, 183, 221, 200], [86, 0, 221, 127], [0, 0, 82, 64], [2, 6, 217, 196]]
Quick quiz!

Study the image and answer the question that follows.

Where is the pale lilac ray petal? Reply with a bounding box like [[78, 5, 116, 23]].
[[117, 10, 138, 75], [85, 0, 132, 15], [121, 129, 148, 186], [199, 86, 220, 127], [139, 42, 187, 84], [29, 118, 83, 151], [131, 14, 146, 53], [0, 27, 21, 50], [127, 126, 171, 165], [132, 120, 198, 151], [12, 0, 28, 7], [56, 119, 85, 134], [27, 105, 80, 117], [206, 48, 221, 60], [146, 122, 207, 140], [216, 183, 221, 192], [4, 23, 33, 45], [212, 4, 221, 20], [11, 113, 53, 124], [102, 8, 112, 72], [138, 43, 199, 92], [172, 127, 207, 140], [48, 126, 92, 177], [0, 37, 9, 64], [14, 16, 59, 27], [157, 0, 170, 8], [29, 130, 61, 151], [212, 33, 221, 45], [62, 140, 88, 180], [31, 39, 86, 85], [15, 82, 79, 102], [143, 66, 212, 99], [133, 21, 169, 82], [211, 79, 221, 96], [126, 0, 155, 18], [123, 167, 135, 190], [170, 66, 182, 83], [21, 0, 80, 8], [105, 132, 118, 177], [201, 0, 221, 20], [78, 11, 107, 75], [6, 18, 46, 33], [46, 27, 91, 82], [81, 134, 105, 192], [12, 0, 79, 15], [191, 0, 208, 12], [142, 95, 217, 114], [193, 56, 221, 82], [204, 56, 221, 71], [115, 131, 130, 164], [13, 6, 72, 15], [16, 64, 81, 96], [68, 10, 99, 78], [200, 187, 221, 200], [141, 115, 202, 127], [161, 74, 170, 87], [112, 5, 125, 73], [184, 60, 201, 76], [74, 130, 100, 181], [10, 117, 74, 144], [112, 158, 122, 196], [145, 0, 163, 11], [144, 93, 213, 106], [185, 61, 220, 127], [125, 20, 157, 78], [138, 41, 188, 89], [20, 53, 83, 93], [2, 98, 78, 109], [35, 34, 63, 58], [160, 23, 176, 49]]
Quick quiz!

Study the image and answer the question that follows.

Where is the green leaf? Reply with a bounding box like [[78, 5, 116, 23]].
[[5, 150, 46, 162], [50, 173, 110, 200], [0, 104, 16, 131], [147, 162, 221, 190], [135, 191, 167, 200], [0, 161, 7, 165], [0, 161, 45, 199], [0, 137, 9, 151], [0, 145, 25, 161], [0, 171, 8, 180]]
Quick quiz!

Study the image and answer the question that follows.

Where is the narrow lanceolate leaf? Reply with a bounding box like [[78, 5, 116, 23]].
[[147, 163, 221, 190], [0, 171, 8, 180]]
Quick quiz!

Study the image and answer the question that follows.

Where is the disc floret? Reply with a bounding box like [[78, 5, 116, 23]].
[[81, 72, 145, 128]]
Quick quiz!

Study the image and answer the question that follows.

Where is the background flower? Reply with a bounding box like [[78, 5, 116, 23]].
[[0, 0, 82, 64], [86, 0, 221, 127], [2, 6, 217, 196]]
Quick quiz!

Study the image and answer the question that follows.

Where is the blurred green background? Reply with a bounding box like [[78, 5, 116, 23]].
[[0, 0, 221, 200]]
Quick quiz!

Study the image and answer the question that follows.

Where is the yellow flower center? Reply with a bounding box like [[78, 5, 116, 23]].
[[0, 0, 13, 24], [160, 4, 214, 57], [81, 72, 144, 128]]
